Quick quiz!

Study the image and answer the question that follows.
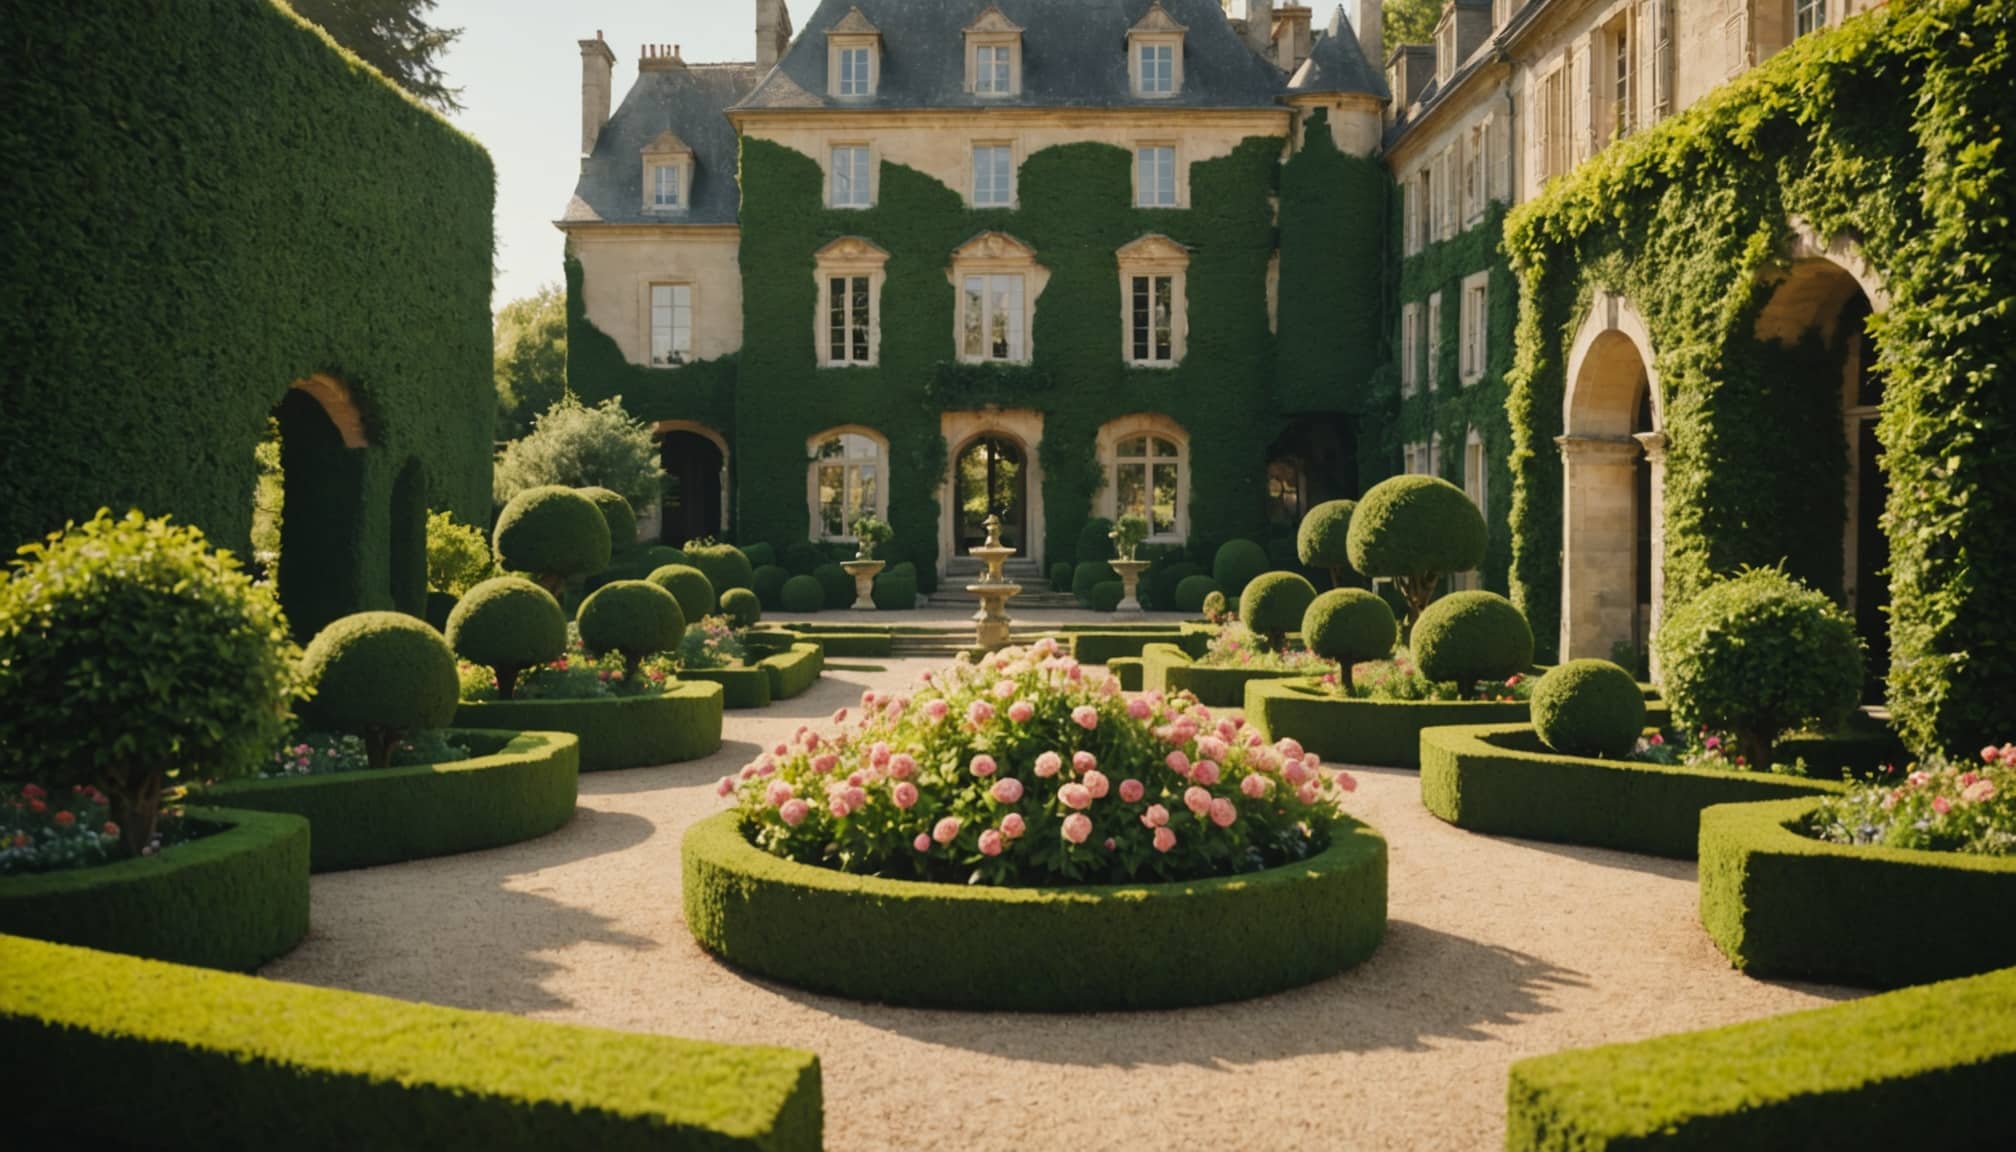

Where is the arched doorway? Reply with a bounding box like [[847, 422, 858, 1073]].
[[655, 423, 726, 547], [269, 376, 370, 641], [955, 434, 1025, 553]]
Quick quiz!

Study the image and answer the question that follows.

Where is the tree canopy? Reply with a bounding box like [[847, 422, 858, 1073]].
[[494, 284, 568, 439], [1383, 0, 1442, 48], [291, 0, 463, 113]]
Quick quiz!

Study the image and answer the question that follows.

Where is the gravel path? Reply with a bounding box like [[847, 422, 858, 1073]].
[[263, 660, 1860, 1151]]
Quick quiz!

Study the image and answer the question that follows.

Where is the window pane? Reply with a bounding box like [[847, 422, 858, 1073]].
[[964, 278, 984, 357], [1131, 276, 1149, 361], [1152, 436, 1177, 458], [1116, 462, 1146, 519], [1153, 276, 1172, 360], [829, 277, 846, 362], [851, 276, 870, 362], [1117, 435, 1147, 458], [1152, 462, 1179, 534]]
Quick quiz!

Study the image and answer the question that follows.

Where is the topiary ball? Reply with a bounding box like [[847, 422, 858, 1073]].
[[1302, 588, 1397, 669], [1072, 560, 1118, 605], [445, 577, 567, 699], [720, 587, 763, 628], [752, 564, 790, 610], [1240, 571, 1318, 643], [493, 486, 612, 591], [646, 563, 715, 623], [1049, 562, 1073, 593], [1148, 560, 1202, 610], [1212, 539, 1269, 597], [1345, 475, 1486, 601], [780, 573, 824, 614], [1174, 574, 1221, 614], [1531, 660, 1648, 759], [577, 487, 637, 550], [1297, 499, 1357, 585], [1075, 517, 1115, 563], [780, 540, 823, 575], [1090, 581, 1125, 612], [872, 564, 919, 611], [740, 542, 777, 570], [813, 562, 855, 609], [578, 580, 686, 666], [684, 543, 754, 608], [1202, 590, 1229, 621], [298, 612, 460, 767], [1412, 591, 1534, 696]]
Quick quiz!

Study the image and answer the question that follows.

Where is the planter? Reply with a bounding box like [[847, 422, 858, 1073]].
[[454, 683, 723, 772], [1699, 797, 2016, 987], [202, 730, 579, 872], [1139, 643, 1310, 708], [0, 805, 308, 972], [683, 810, 1388, 1011], [759, 643, 824, 700], [1246, 679, 1535, 768], [839, 559, 884, 611], [1108, 558, 1151, 614], [1419, 725, 1843, 859], [682, 666, 773, 709]]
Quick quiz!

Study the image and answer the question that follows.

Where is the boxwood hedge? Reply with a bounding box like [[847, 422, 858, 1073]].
[[1245, 679, 1534, 768], [759, 644, 825, 700], [1067, 630, 1205, 665], [1139, 644, 1309, 708], [0, 935, 823, 1151], [683, 667, 773, 710], [455, 684, 723, 772]]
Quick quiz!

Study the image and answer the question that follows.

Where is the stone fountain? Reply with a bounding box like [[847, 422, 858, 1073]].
[[965, 513, 1022, 651]]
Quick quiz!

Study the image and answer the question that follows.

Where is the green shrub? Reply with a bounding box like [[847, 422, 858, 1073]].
[[492, 486, 611, 595], [720, 587, 763, 628], [751, 564, 790, 610], [645, 563, 714, 623], [1412, 591, 1534, 699], [0, 511, 303, 856], [682, 666, 773, 709], [426, 510, 493, 598], [759, 644, 824, 700], [1302, 589, 1397, 691], [491, 394, 662, 512], [577, 581, 685, 670], [1531, 660, 1647, 758], [1245, 681, 1535, 768], [684, 543, 754, 608], [1147, 559, 1201, 611], [425, 590, 459, 631], [456, 684, 725, 772], [1655, 568, 1864, 770], [872, 563, 918, 611], [1174, 574, 1221, 613], [583, 544, 687, 594], [1090, 581, 1125, 612], [773, 540, 817, 575], [445, 578, 567, 701], [1072, 560, 1118, 605], [813, 562, 854, 609], [1346, 475, 1486, 626], [1049, 562, 1073, 592], [1202, 590, 1229, 622], [1296, 500, 1357, 588], [1074, 516, 1114, 563], [779, 574, 824, 614], [575, 487, 636, 550], [739, 542, 777, 569], [1239, 571, 1318, 649], [298, 613, 461, 770], [1211, 539, 1269, 597]]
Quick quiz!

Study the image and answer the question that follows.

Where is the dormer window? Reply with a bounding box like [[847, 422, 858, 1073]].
[[640, 130, 693, 214], [826, 7, 881, 100], [1128, 3, 1186, 99], [1436, 13, 1458, 84], [964, 6, 1024, 97]]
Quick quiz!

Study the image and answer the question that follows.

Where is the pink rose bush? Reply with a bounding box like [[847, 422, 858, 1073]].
[[722, 640, 1356, 885], [1805, 745, 2016, 857]]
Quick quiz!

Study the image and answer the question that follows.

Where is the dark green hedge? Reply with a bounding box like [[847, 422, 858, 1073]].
[[0, 806, 307, 972], [1507, 966, 2016, 1151], [1139, 644, 1315, 708], [203, 731, 578, 872], [789, 632, 894, 659], [682, 811, 1387, 1011], [1, 0, 494, 637], [0, 934, 823, 1151], [1245, 679, 1534, 768], [1698, 797, 2016, 987], [455, 685, 722, 772], [1068, 630, 1195, 665], [1418, 726, 1842, 860], [683, 667, 773, 710], [1108, 657, 1145, 692], [759, 644, 824, 700]]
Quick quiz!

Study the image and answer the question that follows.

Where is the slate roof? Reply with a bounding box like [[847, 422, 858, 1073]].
[[1287, 6, 1390, 100], [563, 62, 760, 227]]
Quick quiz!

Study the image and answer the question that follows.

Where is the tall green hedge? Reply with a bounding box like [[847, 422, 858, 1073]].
[[0, 0, 495, 636]]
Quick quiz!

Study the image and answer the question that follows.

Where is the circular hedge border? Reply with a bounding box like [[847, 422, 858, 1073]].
[[1243, 678, 1545, 768], [1139, 643, 1310, 708], [682, 810, 1389, 1011], [455, 682, 723, 772], [203, 730, 580, 872], [0, 805, 308, 972]]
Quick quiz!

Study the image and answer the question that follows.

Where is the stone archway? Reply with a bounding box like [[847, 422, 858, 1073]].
[[939, 410, 1044, 575], [652, 420, 729, 547], [272, 374, 371, 640]]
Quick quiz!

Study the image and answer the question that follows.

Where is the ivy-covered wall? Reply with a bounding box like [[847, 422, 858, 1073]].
[[0, 0, 495, 636], [1504, 0, 2014, 755]]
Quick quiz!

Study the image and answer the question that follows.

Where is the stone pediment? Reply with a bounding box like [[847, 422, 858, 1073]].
[[828, 6, 880, 38], [1130, 3, 1188, 36], [815, 235, 891, 265], [642, 130, 693, 156], [952, 231, 1039, 264], [965, 5, 1024, 35], [1116, 233, 1191, 263]]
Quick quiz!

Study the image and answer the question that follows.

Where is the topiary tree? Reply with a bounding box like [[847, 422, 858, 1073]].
[[1174, 573, 1221, 614], [646, 563, 715, 623], [1075, 516, 1115, 563], [577, 486, 636, 550], [1531, 660, 1647, 759], [577, 580, 686, 673], [426, 510, 492, 598], [298, 612, 460, 770], [0, 511, 304, 856], [780, 573, 824, 614], [720, 586, 763, 628], [1654, 567, 1863, 769], [812, 562, 854, 609], [1072, 560, 1118, 606], [1302, 588, 1397, 692], [1212, 539, 1269, 598], [751, 564, 789, 610], [493, 485, 611, 595], [444, 577, 566, 701], [1412, 591, 1534, 699], [1296, 499, 1357, 588], [684, 542, 754, 608], [1240, 571, 1318, 651], [1090, 581, 1125, 612], [1346, 475, 1487, 628], [492, 393, 663, 511]]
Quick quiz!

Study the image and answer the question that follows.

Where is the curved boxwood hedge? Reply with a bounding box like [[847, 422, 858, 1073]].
[[0, 934, 822, 1151], [1698, 797, 2016, 988], [683, 667, 773, 710], [1418, 725, 1843, 860], [1068, 630, 1197, 666], [759, 644, 824, 700], [1245, 679, 1535, 768], [682, 810, 1388, 1011], [1506, 965, 2016, 1151], [1138, 644, 1310, 708], [1108, 656, 1145, 692], [202, 731, 579, 872], [455, 684, 723, 772], [0, 806, 307, 972]]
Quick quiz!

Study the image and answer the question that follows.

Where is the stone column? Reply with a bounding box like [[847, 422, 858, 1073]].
[[1557, 435, 1643, 661], [1633, 430, 1669, 675]]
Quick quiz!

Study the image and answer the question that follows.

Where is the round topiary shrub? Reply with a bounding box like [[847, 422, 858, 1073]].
[[752, 564, 790, 610], [1212, 539, 1269, 598], [781, 540, 823, 575], [646, 563, 715, 623], [1075, 517, 1115, 563], [578, 580, 686, 671], [684, 543, 754, 609], [1072, 561, 1118, 606], [1345, 475, 1487, 627], [577, 487, 637, 550], [445, 577, 566, 701], [720, 587, 762, 629], [1411, 591, 1534, 700], [299, 612, 460, 769], [1174, 574, 1221, 614], [740, 542, 777, 570], [1202, 590, 1229, 622], [1240, 571, 1318, 650], [493, 486, 612, 595], [1654, 567, 1864, 769], [780, 573, 824, 614], [1049, 562, 1073, 593], [1302, 589, 1397, 691], [1297, 500, 1357, 588], [873, 562, 919, 611], [813, 562, 854, 609], [1531, 659, 1647, 759], [1090, 581, 1125, 612], [1148, 560, 1201, 611]]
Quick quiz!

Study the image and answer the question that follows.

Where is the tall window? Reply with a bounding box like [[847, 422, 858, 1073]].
[[1465, 123, 1487, 221], [962, 274, 1026, 362], [1136, 146, 1177, 207], [837, 47, 872, 96], [1114, 435, 1181, 537], [650, 284, 691, 367], [831, 145, 871, 208], [973, 145, 1014, 207], [1794, 0, 1827, 37], [975, 44, 1013, 94], [827, 276, 871, 365], [812, 433, 882, 539], [1400, 303, 1421, 397], [1138, 43, 1174, 94], [1404, 181, 1421, 256], [1439, 149, 1457, 239], [1611, 19, 1633, 138], [1416, 166, 1434, 247], [1427, 292, 1444, 391], [1460, 274, 1488, 384], [652, 164, 682, 210], [1540, 66, 1571, 181], [1129, 275, 1175, 364]]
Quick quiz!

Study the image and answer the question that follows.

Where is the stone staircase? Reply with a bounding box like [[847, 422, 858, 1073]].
[[885, 627, 1061, 658], [925, 557, 1078, 610]]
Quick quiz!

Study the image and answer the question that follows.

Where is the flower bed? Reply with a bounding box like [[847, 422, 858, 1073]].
[[681, 667, 773, 710], [0, 805, 307, 971], [1246, 679, 1537, 768], [1419, 725, 1843, 859], [759, 642, 824, 700], [455, 683, 722, 772], [1, 934, 823, 1151], [202, 731, 579, 872], [1140, 643, 1312, 707], [1699, 796, 2016, 987], [1506, 965, 2016, 1150]]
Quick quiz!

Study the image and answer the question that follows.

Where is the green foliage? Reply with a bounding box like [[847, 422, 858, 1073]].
[[0, 511, 304, 856], [1072, 560, 1118, 606], [445, 578, 566, 701], [1296, 499, 1357, 587], [682, 667, 773, 710], [492, 486, 612, 593], [1276, 112, 1391, 418], [780, 541, 823, 575], [455, 683, 725, 772], [1075, 517, 1116, 564], [780, 574, 824, 614], [1348, 475, 1488, 625], [1246, 681, 1533, 769], [871, 562, 919, 611], [1049, 562, 1074, 593], [1110, 515, 1150, 561], [1655, 568, 1863, 768], [741, 542, 778, 569], [490, 284, 568, 438], [685, 543, 755, 608], [492, 395, 663, 512], [1381, 0, 1442, 45], [812, 563, 855, 609], [289, 0, 464, 112], [1140, 644, 1310, 708], [251, 418, 284, 572], [849, 516, 894, 560], [1240, 571, 1318, 648], [297, 612, 461, 769], [1530, 660, 1649, 759], [1412, 591, 1535, 698], [576, 487, 636, 550], [583, 544, 686, 594], [1067, 631, 1198, 665], [1089, 582, 1125, 612], [720, 587, 763, 628], [1301, 589, 1398, 689], [645, 563, 715, 623], [1202, 590, 1229, 623], [577, 581, 686, 670], [1211, 539, 1270, 598], [425, 511, 493, 598], [752, 564, 790, 610], [760, 644, 825, 700]]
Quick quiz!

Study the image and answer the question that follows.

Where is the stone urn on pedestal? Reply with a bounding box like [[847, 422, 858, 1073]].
[[1108, 517, 1151, 614], [965, 514, 1023, 651], [840, 558, 884, 611]]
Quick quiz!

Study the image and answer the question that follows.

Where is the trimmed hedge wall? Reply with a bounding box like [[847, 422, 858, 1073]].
[[0, 934, 823, 1151], [789, 632, 894, 659], [683, 811, 1387, 1011], [683, 667, 773, 710], [1138, 644, 1309, 708], [1108, 657, 1145, 692], [1506, 965, 2016, 1151], [759, 643, 824, 700], [203, 731, 579, 872], [1698, 797, 2016, 987], [1069, 630, 1210, 666], [1245, 679, 1534, 768], [1418, 726, 1843, 860], [0, 806, 307, 972], [455, 684, 723, 772]]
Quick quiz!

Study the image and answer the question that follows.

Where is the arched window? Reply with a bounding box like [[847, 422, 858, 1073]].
[[1113, 434, 1181, 539], [808, 429, 886, 541]]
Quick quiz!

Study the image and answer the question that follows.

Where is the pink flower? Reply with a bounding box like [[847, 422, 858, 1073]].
[[970, 754, 998, 778], [1061, 813, 1093, 844], [828, 797, 850, 819], [1128, 697, 1152, 720], [1983, 746, 2001, 764], [990, 778, 1025, 804], [1209, 797, 1238, 827], [779, 799, 810, 826], [1072, 705, 1099, 731], [1333, 770, 1358, 793], [773, 742, 789, 757], [1932, 795, 1952, 815], [925, 699, 950, 722], [715, 776, 736, 797], [1198, 737, 1228, 763], [832, 708, 849, 725], [1142, 804, 1170, 828], [993, 680, 1018, 700], [1165, 750, 1191, 777], [1008, 700, 1035, 723], [891, 782, 919, 809], [765, 779, 795, 807], [914, 832, 932, 852], [1001, 813, 1027, 839], [1153, 826, 1177, 853], [1963, 779, 1997, 803], [967, 700, 996, 726], [1183, 786, 1213, 816], [1297, 783, 1320, 805], [979, 829, 1004, 857], [1191, 760, 1221, 787], [933, 817, 963, 845], [1240, 773, 1269, 799], [1073, 750, 1098, 774], [888, 753, 917, 779], [811, 753, 839, 775], [1059, 782, 1094, 810], [1704, 735, 1722, 751], [1275, 737, 1305, 760], [870, 742, 891, 767], [1119, 778, 1145, 803], [1035, 751, 1063, 778], [846, 772, 865, 787], [1083, 770, 1111, 799], [756, 760, 778, 778]]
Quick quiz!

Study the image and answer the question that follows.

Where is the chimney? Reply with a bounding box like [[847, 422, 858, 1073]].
[[1353, 0, 1383, 76], [578, 31, 616, 160], [1273, 5, 1313, 71], [1245, 0, 1276, 60], [757, 0, 793, 70]]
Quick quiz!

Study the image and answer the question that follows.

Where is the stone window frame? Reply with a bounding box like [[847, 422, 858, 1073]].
[[826, 9, 882, 100], [813, 237, 889, 369], [948, 231, 1048, 366], [1459, 271, 1490, 385], [644, 280, 695, 368], [1400, 302, 1421, 397], [1127, 3, 1187, 99], [1116, 234, 1190, 369], [640, 131, 693, 215], [828, 142, 875, 209], [1133, 142, 1183, 208], [1427, 291, 1444, 391], [1097, 413, 1190, 543], [970, 140, 1018, 208], [963, 5, 1025, 97], [806, 426, 890, 543]]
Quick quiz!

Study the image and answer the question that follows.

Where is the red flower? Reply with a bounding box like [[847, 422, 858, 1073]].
[[29, 799, 46, 814], [53, 810, 76, 827], [103, 822, 121, 837], [21, 783, 45, 801]]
